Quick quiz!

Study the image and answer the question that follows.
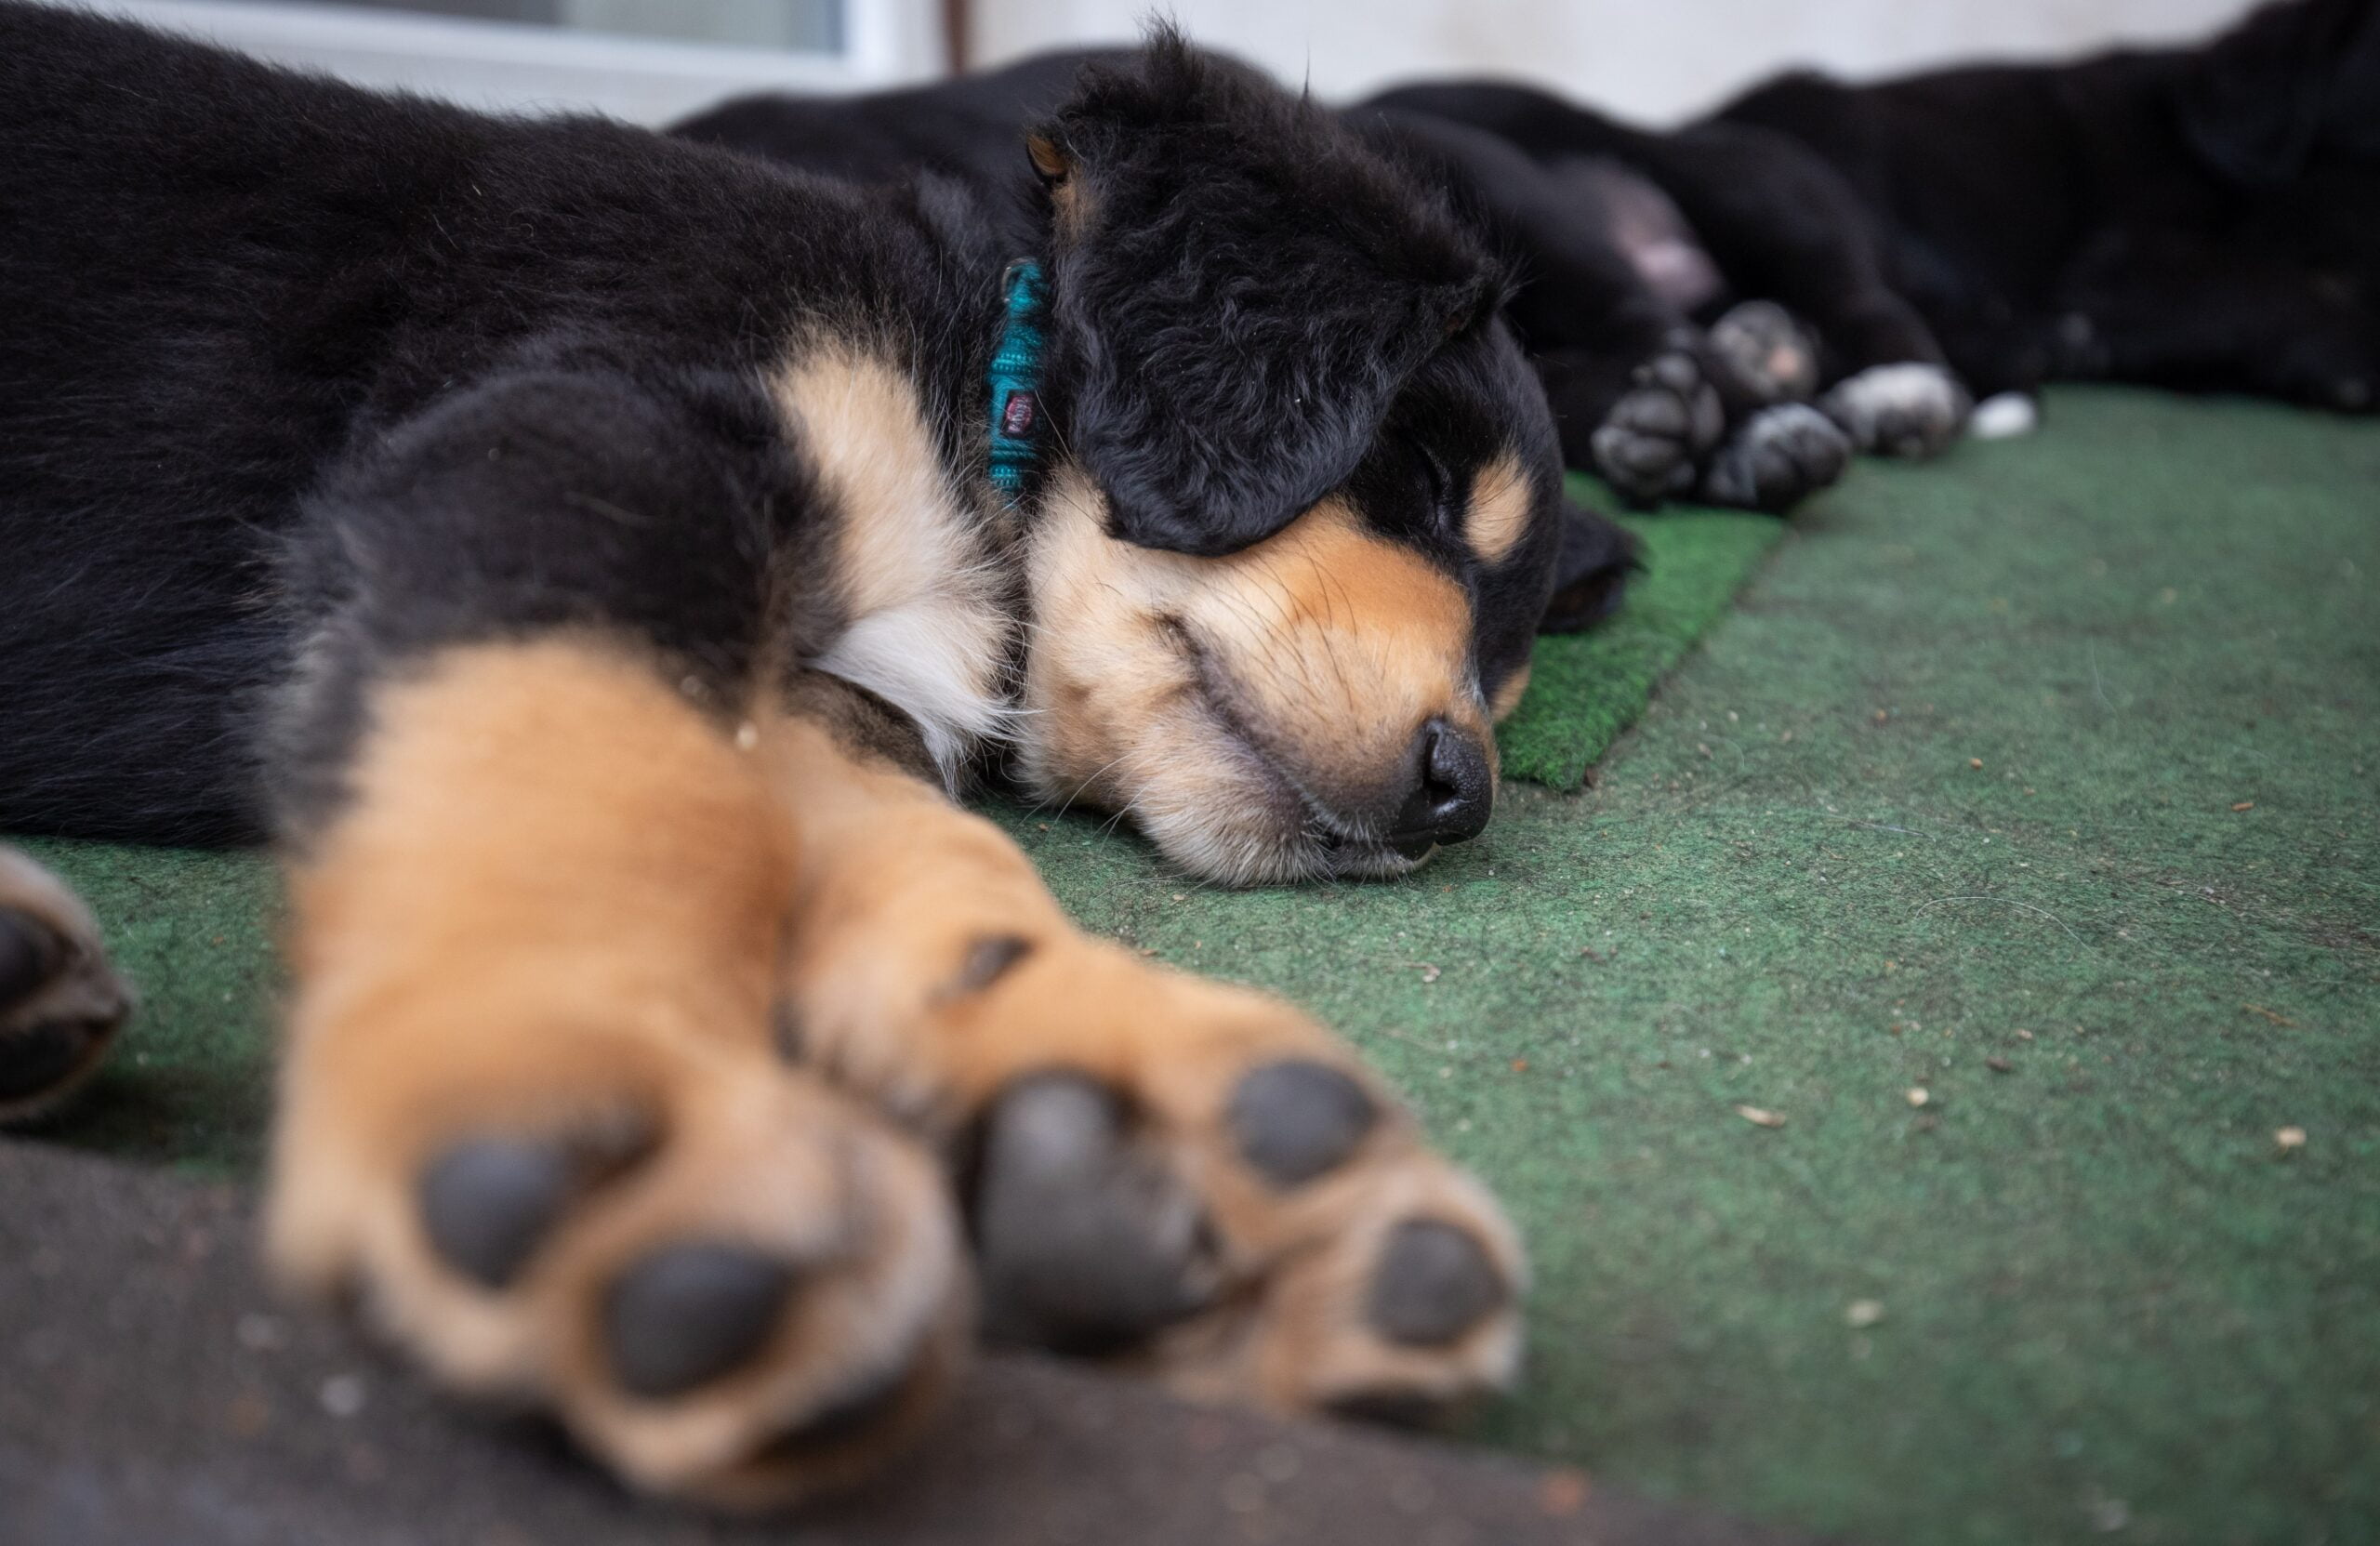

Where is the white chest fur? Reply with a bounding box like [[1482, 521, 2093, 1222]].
[[772, 344, 1013, 783]]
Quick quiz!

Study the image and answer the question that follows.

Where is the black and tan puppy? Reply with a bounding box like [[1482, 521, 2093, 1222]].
[[677, 53, 1640, 649], [0, 4, 1599, 1509], [681, 57, 1856, 515], [1371, 0, 2380, 485]]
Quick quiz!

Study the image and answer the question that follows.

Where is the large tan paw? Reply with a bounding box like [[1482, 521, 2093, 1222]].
[[794, 918, 1524, 1425], [0, 848, 132, 1123], [967, 956, 1523, 1423], [268, 986, 969, 1511]]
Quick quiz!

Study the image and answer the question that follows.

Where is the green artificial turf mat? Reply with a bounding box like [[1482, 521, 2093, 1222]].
[[9, 387, 2378, 1543], [1499, 494, 1782, 788]]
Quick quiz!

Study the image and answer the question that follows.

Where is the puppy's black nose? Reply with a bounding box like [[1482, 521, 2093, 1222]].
[[1388, 720, 1492, 857]]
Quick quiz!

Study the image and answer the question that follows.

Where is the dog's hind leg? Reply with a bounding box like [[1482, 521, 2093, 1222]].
[[1641, 123, 1973, 457], [0, 848, 133, 1123], [771, 681, 1525, 1426]]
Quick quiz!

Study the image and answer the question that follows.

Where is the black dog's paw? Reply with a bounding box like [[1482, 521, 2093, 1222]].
[[1819, 363, 1973, 458], [1590, 348, 1726, 504], [0, 850, 133, 1123], [1709, 300, 1821, 405], [1698, 403, 1853, 512]]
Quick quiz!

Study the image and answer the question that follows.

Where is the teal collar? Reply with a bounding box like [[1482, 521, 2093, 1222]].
[[986, 258, 1047, 502]]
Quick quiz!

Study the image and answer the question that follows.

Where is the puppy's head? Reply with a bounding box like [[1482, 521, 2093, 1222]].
[[1026, 32, 1499, 558], [1016, 317, 1634, 885]]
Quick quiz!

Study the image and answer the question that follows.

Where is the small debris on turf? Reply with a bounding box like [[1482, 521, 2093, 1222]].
[[1986, 1056, 2014, 1073], [1906, 1088, 1931, 1108], [2275, 1126, 2307, 1154], [1510, 1058, 1529, 1074], [1969, 758, 1984, 770], [2242, 1003, 2296, 1027], [1735, 1104, 1786, 1129], [2015, 1028, 2035, 1041], [1844, 1299, 1885, 1328], [2231, 800, 2254, 813]]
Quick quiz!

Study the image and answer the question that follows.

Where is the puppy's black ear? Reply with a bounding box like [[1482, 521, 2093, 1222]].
[[2177, 0, 2380, 184], [1039, 32, 1498, 557], [1539, 498, 1641, 634]]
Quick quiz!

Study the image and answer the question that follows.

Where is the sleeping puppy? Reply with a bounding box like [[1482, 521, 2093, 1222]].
[[750, 56, 1856, 514], [0, 7, 1564, 1508], [1712, 0, 2380, 417], [1343, 99, 1870, 511], [1371, 0, 2379, 474], [679, 57, 1659, 558], [1357, 87, 1955, 509]]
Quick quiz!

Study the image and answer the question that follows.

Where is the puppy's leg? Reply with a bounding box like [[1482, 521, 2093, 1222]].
[[0, 847, 132, 1123], [773, 690, 1524, 1425], [267, 639, 967, 1509], [1643, 124, 1974, 457]]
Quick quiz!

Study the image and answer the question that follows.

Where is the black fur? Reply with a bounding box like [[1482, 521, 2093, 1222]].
[[689, 49, 1498, 559], [679, 55, 1636, 625], [1370, 0, 2380, 416]]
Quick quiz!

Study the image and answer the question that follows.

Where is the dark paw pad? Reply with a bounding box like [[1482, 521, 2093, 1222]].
[[1367, 1220, 1508, 1348], [420, 1139, 577, 1289], [0, 910, 60, 1008], [972, 1073, 1213, 1354], [418, 1119, 653, 1289], [604, 1243, 796, 1398], [1228, 1061, 1376, 1188]]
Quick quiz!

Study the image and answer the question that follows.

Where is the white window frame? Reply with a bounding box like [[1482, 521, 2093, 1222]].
[[61, 0, 948, 125]]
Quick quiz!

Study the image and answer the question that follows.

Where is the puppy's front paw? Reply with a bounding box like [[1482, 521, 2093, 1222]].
[[270, 1007, 967, 1509], [1820, 363, 1972, 458], [0, 849, 132, 1123], [1698, 403, 1853, 512], [1591, 349, 1727, 504], [1709, 300, 1821, 404], [950, 950, 1524, 1426]]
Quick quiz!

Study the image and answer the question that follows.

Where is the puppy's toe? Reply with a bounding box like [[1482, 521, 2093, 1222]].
[[1820, 363, 1973, 458], [1709, 300, 1821, 403], [271, 1019, 967, 1510], [1591, 349, 1727, 504], [959, 966, 1524, 1426], [973, 1073, 1216, 1354], [0, 852, 133, 1123], [1699, 403, 1853, 512]]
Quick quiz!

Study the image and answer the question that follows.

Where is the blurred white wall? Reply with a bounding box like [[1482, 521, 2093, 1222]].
[[970, 0, 2264, 122]]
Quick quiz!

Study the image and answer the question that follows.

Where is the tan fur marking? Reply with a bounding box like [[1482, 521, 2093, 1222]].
[[771, 342, 1010, 780], [1016, 468, 1490, 882], [1462, 451, 1533, 566], [1489, 661, 1533, 724]]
